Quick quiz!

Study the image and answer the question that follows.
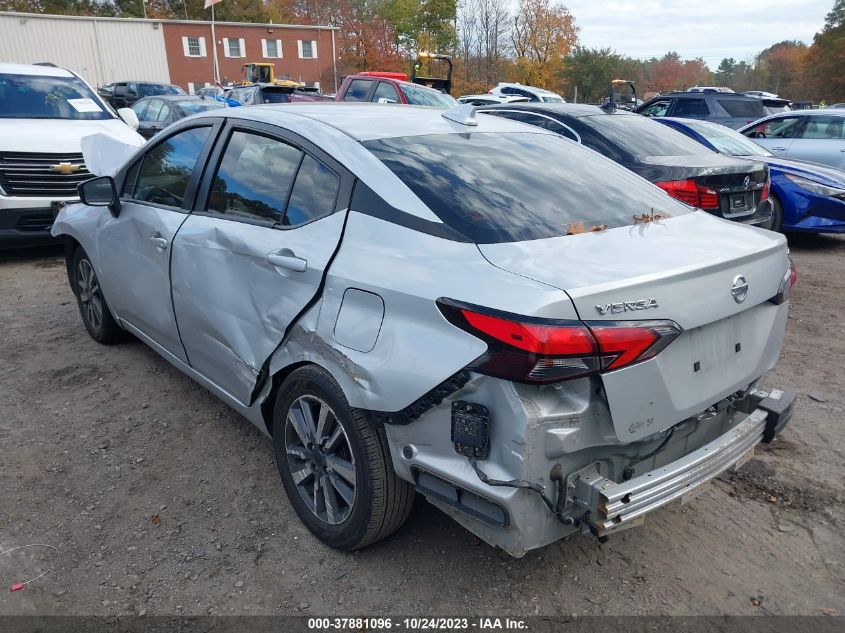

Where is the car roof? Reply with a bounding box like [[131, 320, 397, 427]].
[[654, 92, 760, 100], [195, 102, 555, 142], [137, 95, 206, 102], [0, 62, 74, 77], [496, 82, 558, 95], [479, 102, 631, 118]]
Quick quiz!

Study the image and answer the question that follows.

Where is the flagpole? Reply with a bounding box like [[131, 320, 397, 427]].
[[211, 3, 220, 84]]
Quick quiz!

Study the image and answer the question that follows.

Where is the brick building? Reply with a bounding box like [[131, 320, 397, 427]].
[[0, 12, 339, 93]]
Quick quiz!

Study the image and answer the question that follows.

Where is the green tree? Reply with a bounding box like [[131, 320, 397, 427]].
[[714, 57, 735, 85]]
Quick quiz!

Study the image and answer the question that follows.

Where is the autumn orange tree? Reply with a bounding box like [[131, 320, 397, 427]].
[[511, 0, 578, 89]]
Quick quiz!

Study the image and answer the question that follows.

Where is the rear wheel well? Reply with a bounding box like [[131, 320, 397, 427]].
[[261, 361, 313, 436]]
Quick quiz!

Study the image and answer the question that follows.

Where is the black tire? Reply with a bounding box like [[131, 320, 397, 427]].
[[70, 247, 124, 344], [769, 194, 784, 233], [272, 365, 414, 550]]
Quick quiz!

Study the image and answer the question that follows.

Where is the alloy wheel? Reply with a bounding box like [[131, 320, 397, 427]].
[[284, 395, 357, 525], [77, 258, 103, 332]]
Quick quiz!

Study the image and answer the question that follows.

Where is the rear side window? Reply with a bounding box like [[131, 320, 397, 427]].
[[131, 126, 211, 207], [717, 99, 765, 118], [673, 98, 709, 116], [208, 131, 302, 223], [344, 80, 372, 101], [284, 155, 340, 226], [799, 116, 845, 139], [364, 132, 691, 243]]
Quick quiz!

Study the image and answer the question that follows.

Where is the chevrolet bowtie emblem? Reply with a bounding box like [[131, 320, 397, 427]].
[[50, 162, 81, 175]]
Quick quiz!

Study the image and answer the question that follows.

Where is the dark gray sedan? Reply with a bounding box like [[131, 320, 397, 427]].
[[130, 95, 226, 139]]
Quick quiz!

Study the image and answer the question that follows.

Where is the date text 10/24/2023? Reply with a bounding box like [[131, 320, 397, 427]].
[[307, 617, 529, 630]]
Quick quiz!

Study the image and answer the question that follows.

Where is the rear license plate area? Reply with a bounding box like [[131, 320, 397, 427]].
[[689, 314, 743, 374]]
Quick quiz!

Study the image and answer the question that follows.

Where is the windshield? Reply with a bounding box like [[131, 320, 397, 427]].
[[175, 99, 226, 115], [0, 73, 112, 120], [680, 120, 772, 157], [582, 114, 712, 158], [139, 84, 184, 97], [398, 84, 459, 108], [364, 132, 691, 243], [542, 95, 564, 103]]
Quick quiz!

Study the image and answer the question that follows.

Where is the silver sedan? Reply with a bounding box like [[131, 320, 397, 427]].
[[740, 110, 845, 170], [53, 103, 796, 556]]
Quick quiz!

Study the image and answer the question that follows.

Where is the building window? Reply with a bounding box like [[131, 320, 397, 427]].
[[223, 38, 245, 58], [298, 40, 317, 59], [182, 36, 206, 58], [262, 39, 282, 59]]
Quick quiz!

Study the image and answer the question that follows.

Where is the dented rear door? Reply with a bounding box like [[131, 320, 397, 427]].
[[170, 123, 353, 405]]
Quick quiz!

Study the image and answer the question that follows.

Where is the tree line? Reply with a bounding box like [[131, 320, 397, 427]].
[[4, 0, 844, 103]]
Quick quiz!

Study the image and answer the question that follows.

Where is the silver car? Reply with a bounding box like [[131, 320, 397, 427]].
[[740, 110, 845, 169], [53, 104, 797, 557]]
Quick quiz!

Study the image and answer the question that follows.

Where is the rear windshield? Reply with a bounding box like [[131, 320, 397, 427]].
[[364, 132, 691, 243], [398, 84, 458, 108], [0, 73, 112, 120], [717, 99, 765, 118], [581, 114, 711, 158], [175, 99, 226, 115], [139, 84, 184, 97], [680, 120, 772, 157]]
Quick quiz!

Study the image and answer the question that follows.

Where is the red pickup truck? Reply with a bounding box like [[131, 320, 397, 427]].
[[293, 73, 458, 108]]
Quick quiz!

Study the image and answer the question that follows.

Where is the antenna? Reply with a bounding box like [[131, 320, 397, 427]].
[[442, 104, 478, 126]]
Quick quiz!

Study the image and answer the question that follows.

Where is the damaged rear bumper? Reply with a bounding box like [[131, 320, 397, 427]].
[[575, 389, 795, 536]]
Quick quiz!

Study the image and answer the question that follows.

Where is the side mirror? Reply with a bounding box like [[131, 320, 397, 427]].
[[118, 107, 140, 130], [79, 176, 120, 215]]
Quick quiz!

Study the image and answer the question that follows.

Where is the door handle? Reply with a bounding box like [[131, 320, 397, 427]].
[[772, 147, 788, 151], [149, 236, 168, 249], [267, 251, 307, 272]]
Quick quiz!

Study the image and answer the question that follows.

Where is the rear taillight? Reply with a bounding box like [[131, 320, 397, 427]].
[[760, 178, 770, 201], [438, 300, 682, 384], [770, 256, 797, 305], [655, 179, 720, 209]]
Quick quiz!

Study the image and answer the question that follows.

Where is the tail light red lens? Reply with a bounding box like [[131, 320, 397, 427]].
[[438, 300, 682, 384], [655, 179, 720, 210], [760, 178, 770, 201], [770, 256, 797, 305]]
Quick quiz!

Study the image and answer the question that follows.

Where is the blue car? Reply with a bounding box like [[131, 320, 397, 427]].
[[658, 117, 845, 233]]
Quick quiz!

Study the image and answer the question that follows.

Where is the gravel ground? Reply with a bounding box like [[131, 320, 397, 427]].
[[0, 234, 843, 617]]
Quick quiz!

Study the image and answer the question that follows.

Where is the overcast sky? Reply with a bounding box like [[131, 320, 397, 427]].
[[564, 0, 831, 67]]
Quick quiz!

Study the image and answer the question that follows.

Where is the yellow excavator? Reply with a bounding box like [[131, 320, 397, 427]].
[[238, 63, 304, 89]]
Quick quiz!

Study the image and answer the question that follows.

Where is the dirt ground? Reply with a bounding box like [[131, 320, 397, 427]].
[[1, 234, 843, 618]]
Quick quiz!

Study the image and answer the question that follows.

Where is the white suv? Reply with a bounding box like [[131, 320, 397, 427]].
[[0, 63, 143, 248], [490, 82, 565, 103]]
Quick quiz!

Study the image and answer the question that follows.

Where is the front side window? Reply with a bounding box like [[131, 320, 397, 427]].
[[343, 79, 372, 102], [131, 100, 149, 120], [157, 102, 171, 123], [372, 82, 399, 103], [130, 126, 211, 207], [744, 116, 802, 139], [0, 72, 112, 121], [143, 99, 164, 122], [284, 155, 340, 226], [639, 99, 672, 117], [364, 132, 691, 243], [208, 131, 302, 224], [673, 98, 710, 117], [799, 116, 845, 139]]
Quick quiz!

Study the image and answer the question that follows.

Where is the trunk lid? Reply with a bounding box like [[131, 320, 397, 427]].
[[478, 212, 790, 441]]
